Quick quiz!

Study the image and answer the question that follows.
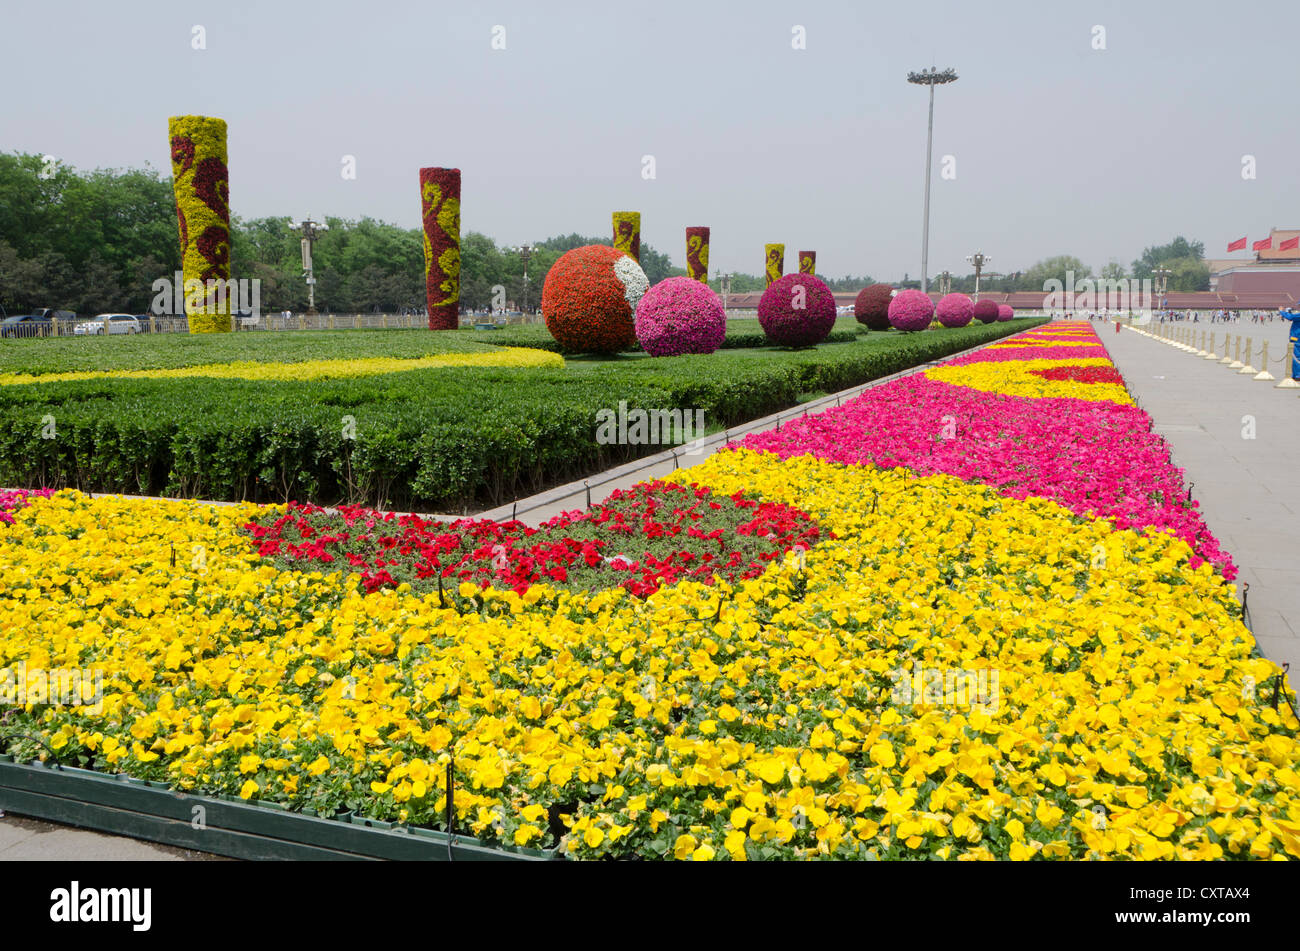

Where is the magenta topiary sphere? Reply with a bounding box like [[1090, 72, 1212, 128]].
[[887, 289, 934, 331], [973, 299, 1000, 324], [997, 304, 1014, 322], [633, 277, 726, 356], [935, 293, 974, 328], [854, 283, 895, 330], [758, 273, 837, 347]]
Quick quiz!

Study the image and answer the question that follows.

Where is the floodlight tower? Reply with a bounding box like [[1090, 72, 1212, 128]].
[[966, 251, 990, 301], [288, 217, 329, 314], [907, 66, 958, 296]]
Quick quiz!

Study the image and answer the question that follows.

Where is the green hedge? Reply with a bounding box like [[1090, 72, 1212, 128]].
[[466, 317, 862, 353], [0, 319, 1044, 512]]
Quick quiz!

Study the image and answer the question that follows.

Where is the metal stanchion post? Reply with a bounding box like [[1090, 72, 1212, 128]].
[[1253, 342, 1275, 381]]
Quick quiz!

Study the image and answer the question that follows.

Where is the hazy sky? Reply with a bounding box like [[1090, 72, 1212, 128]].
[[6, 0, 1299, 281]]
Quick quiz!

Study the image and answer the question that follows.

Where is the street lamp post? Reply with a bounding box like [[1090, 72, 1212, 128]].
[[938, 270, 952, 296], [507, 244, 535, 319], [966, 252, 990, 301], [287, 217, 329, 314], [1152, 267, 1172, 312], [716, 271, 732, 313], [907, 66, 958, 296]]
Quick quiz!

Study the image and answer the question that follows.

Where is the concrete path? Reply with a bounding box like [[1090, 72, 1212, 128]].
[[0, 812, 225, 860], [1107, 324, 1299, 693]]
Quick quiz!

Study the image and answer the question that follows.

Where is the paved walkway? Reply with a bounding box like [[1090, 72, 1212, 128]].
[[0, 812, 224, 860], [1107, 324, 1299, 693]]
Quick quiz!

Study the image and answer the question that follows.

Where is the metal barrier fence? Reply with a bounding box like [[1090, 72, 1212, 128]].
[[1146, 322, 1300, 386], [0, 313, 554, 338]]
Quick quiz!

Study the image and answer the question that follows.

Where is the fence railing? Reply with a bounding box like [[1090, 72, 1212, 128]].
[[0, 312, 560, 338]]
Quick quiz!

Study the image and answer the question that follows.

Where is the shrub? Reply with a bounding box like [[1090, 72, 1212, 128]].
[[541, 245, 647, 353], [634, 277, 726, 356], [0, 320, 1042, 512], [854, 283, 894, 330], [758, 274, 837, 347], [997, 304, 1015, 322], [973, 299, 1000, 324], [936, 293, 974, 328], [888, 289, 934, 331]]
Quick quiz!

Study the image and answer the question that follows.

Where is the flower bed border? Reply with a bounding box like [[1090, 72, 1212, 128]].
[[0, 758, 557, 862]]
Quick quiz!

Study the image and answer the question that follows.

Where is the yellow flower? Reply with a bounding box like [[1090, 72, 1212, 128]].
[[673, 834, 698, 860]]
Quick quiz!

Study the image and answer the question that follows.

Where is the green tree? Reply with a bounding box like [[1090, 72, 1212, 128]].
[[1020, 255, 1093, 292], [1131, 236, 1205, 282]]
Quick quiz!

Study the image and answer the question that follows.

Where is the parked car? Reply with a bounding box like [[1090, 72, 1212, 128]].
[[1, 309, 76, 338], [75, 314, 141, 335]]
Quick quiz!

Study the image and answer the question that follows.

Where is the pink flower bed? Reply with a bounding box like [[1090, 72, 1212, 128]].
[[738, 328, 1235, 578], [0, 488, 54, 525]]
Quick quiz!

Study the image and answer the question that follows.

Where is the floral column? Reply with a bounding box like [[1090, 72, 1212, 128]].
[[169, 115, 231, 334], [799, 250, 816, 275], [419, 167, 461, 330], [613, 212, 641, 262], [764, 244, 785, 288], [686, 227, 710, 282]]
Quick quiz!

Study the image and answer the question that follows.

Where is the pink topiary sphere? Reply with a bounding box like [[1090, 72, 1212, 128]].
[[758, 273, 837, 347], [997, 304, 1015, 322], [634, 277, 726, 356], [887, 289, 934, 331], [972, 299, 1000, 324], [935, 293, 974, 328]]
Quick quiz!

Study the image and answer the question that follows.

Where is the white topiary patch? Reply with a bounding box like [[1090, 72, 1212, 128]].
[[613, 255, 650, 312]]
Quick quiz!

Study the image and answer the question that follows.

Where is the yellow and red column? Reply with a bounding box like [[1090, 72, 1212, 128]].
[[420, 167, 461, 330], [169, 115, 231, 334]]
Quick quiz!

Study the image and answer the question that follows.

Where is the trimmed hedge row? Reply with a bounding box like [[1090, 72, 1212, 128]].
[[0, 319, 1044, 512], [467, 319, 861, 353]]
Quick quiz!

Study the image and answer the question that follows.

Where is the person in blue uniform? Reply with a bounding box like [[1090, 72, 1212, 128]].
[[1285, 307, 1300, 380]]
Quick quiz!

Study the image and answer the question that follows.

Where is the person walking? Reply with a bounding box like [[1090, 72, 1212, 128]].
[[1284, 307, 1300, 381]]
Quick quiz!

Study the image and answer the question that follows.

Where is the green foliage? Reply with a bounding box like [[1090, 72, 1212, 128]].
[[0, 320, 1043, 513], [465, 316, 863, 353], [1131, 236, 1208, 291]]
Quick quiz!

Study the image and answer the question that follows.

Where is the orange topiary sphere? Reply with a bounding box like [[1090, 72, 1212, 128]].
[[541, 245, 648, 353]]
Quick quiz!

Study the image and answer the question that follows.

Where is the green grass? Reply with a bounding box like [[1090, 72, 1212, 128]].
[[0, 329, 497, 376], [0, 319, 1045, 512]]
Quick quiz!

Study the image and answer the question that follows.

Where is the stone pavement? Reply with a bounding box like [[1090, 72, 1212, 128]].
[[1107, 323, 1299, 694], [0, 812, 225, 860]]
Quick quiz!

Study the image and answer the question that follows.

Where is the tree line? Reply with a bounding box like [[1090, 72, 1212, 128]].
[[0, 152, 1208, 315]]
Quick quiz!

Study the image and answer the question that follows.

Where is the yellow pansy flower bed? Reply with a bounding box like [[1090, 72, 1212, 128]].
[[926, 358, 1133, 405], [0, 348, 563, 386], [2, 446, 1296, 861]]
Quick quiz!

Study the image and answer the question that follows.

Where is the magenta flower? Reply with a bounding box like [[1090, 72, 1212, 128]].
[[634, 277, 726, 356], [936, 293, 974, 328], [758, 274, 837, 347], [888, 289, 934, 331]]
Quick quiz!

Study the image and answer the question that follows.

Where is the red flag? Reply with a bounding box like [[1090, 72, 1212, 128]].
[[1253, 237, 1273, 251], [1226, 236, 1247, 252], [1280, 236, 1300, 252]]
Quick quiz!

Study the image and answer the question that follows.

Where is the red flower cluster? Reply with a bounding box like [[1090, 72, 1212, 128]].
[[541, 245, 640, 353], [1029, 364, 1125, 385], [854, 283, 894, 330], [244, 481, 825, 599]]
